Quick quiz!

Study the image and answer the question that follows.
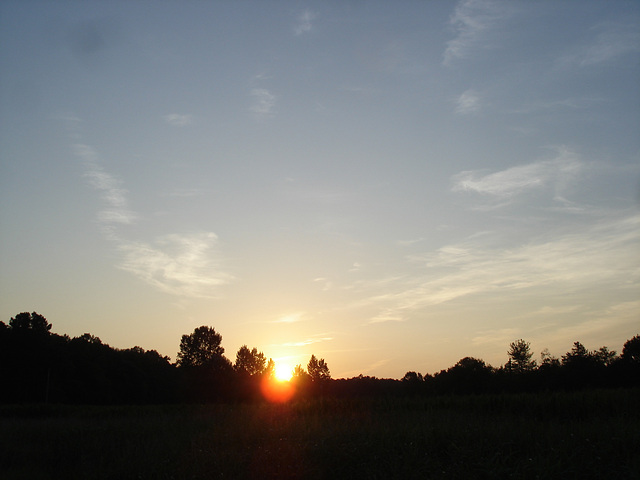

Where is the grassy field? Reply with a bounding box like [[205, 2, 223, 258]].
[[1, 388, 638, 479]]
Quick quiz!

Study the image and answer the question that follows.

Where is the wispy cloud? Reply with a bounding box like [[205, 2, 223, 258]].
[[471, 328, 518, 346], [250, 88, 276, 119], [455, 89, 483, 115], [69, 118, 232, 298], [277, 334, 333, 348], [118, 233, 233, 298], [451, 146, 583, 204], [294, 10, 316, 36], [73, 143, 137, 230], [163, 113, 192, 127], [542, 300, 640, 351], [443, 0, 512, 66], [368, 310, 405, 324], [527, 305, 581, 317], [354, 214, 639, 324], [273, 312, 306, 324], [314, 277, 333, 291], [397, 238, 425, 247], [560, 21, 640, 67]]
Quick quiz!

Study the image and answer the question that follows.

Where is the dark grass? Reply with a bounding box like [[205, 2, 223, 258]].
[[1, 388, 638, 479]]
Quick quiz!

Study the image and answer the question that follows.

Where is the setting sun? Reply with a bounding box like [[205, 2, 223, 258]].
[[274, 363, 293, 382]]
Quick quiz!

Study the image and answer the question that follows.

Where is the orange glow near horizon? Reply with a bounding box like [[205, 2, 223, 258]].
[[261, 376, 295, 403]]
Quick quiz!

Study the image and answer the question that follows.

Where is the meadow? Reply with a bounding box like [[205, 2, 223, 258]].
[[1, 388, 638, 479]]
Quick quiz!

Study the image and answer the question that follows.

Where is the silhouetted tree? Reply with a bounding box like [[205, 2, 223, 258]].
[[612, 335, 640, 388], [177, 326, 227, 369], [436, 357, 494, 394], [265, 358, 275, 378], [1, 312, 59, 402], [540, 348, 560, 368], [307, 354, 331, 381], [176, 326, 232, 402], [4, 310, 638, 403], [621, 335, 640, 364], [9, 312, 52, 335], [292, 364, 310, 381], [560, 341, 604, 389], [562, 341, 593, 367], [75, 333, 103, 345], [506, 339, 536, 373], [402, 371, 423, 382], [593, 346, 617, 366], [234, 345, 268, 376], [402, 371, 424, 395]]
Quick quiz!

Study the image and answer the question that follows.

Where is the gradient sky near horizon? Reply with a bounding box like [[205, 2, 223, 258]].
[[1, 0, 639, 378]]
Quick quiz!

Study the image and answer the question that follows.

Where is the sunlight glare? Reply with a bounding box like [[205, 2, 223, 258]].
[[275, 363, 293, 382]]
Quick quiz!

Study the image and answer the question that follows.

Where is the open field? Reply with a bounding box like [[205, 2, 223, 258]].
[[1, 388, 638, 479]]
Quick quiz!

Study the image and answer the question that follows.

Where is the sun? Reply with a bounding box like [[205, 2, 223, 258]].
[[274, 363, 293, 382]]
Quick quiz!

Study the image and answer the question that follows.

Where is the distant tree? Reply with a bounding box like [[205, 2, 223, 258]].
[[437, 357, 494, 394], [307, 355, 331, 381], [2, 312, 56, 403], [9, 312, 52, 335], [621, 335, 640, 364], [177, 326, 228, 369], [559, 341, 605, 389], [539, 348, 560, 368], [401, 371, 423, 382], [74, 333, 103, 345], [176, 326, 232, 402], [234, 345, 268, 376], [594, 346, 617, 366], [453, 356, 490, 372], [124, 346, 171, 364], [402, 371, 424, 394], [289, 364, 311, 399], [506, 339, 536, 373], [265, 358, 275, 378], [291, 364, 309, 381], [562, 341, 592, 366]]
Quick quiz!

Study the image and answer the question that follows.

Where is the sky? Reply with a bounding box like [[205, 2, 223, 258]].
[[1, 0, 639, 378]]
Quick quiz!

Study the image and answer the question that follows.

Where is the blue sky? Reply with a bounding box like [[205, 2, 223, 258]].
[[1, 0, 638, 378]]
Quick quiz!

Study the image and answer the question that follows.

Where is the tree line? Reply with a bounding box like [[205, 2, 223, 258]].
[[1, 312, 638, 404]]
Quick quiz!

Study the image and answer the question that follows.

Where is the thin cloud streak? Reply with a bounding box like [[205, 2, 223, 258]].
[[357, 214, 640, 323], [277, 335, 334, 348], [163, 113, 192, 127], [397, 238, 425, 247], [314, 277, 333, 291], [443, 0, 511, 66], [451, 146, 583, 201], [73, 144, 137, 227], [471, 328, 518, 346], [559, 21, 640, 67], [250, 88, 276, 119], [455, 89, 482, 115], [273, 312, 306, 324], [368, 311, 405, 324], [542, 300, 640, 348]]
